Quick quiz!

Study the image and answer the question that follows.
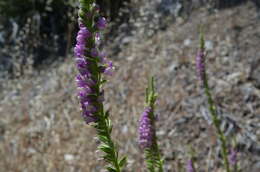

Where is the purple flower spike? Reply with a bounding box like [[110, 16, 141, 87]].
[[186, 159, 195, 172], [196, 50, 206, 82], [138, 107, 153, 148], [74, 4, 111, 125], [229, 148, 237, 166], [96, 17, 107, 30]]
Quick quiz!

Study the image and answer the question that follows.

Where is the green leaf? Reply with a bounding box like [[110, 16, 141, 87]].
[[106, 166, 117, 172], [115, 150, 119, 159], [97, 129, 107, 137], [106, 118, 111, 127], [108, 125, 113, 134], [98, 135, 109, 144], [119, 156, 127, 168], [199, 25, 205, 50], [100, 79, 107, 85], [99, 144, 113, 154], [106, 119, 113, 134], [145, 87, 149, 103], [103, 154, 114, 162], [105, 110, 110, 118], [151, 76, 155, 93]]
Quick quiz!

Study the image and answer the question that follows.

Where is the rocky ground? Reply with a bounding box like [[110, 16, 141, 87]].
[[0, 1, 260, 172]]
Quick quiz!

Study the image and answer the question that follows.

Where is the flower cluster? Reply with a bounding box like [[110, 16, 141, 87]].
[[186, 159, 195, 172], [196, 31, 206, 83], [228, 148, 237, 166], [74, 4, 114, 124], [196, 49, 206, 83], [138, 107, 154, 148]]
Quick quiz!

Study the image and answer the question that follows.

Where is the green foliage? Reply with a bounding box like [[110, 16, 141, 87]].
[[146, 77, 158, 107], [145, 148, 164, 172], [94, 111, 126, 172]]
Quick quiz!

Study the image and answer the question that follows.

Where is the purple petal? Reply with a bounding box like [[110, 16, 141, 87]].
[[96, 17, 107, 30]]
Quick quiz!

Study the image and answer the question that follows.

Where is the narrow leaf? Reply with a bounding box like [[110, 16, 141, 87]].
[[106, 166, 117, 172], [99, 144, 113, 154], [119, 156, 127, 167]]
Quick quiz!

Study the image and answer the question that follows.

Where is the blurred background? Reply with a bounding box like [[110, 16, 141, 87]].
[[0, 0, 260, 171]]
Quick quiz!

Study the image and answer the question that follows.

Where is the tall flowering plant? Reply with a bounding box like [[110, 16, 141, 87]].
[[138, 77, 164, 172], [74, 0, 126, 171], [196, 30, 230, 172]]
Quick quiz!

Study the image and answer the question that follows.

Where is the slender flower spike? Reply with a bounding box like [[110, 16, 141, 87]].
[[74, 2, 114, 124], [74, 1, 126, 171], [196, 50, 206, 82], [139, 107, 153, 148], [228, 148, 237, 166], [196, 28, 230, 172], [186, 159, 195, 172], [196, 32, 206, 83], [229, 148, 238, 172]]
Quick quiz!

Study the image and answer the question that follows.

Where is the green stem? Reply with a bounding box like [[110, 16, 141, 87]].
[[95, 107, 121, 171], [203, 74, 230, 172]]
